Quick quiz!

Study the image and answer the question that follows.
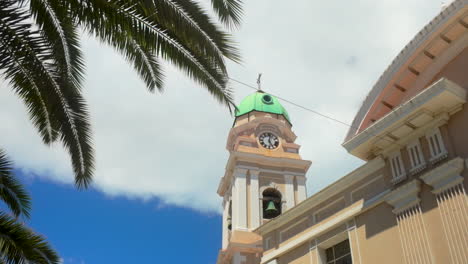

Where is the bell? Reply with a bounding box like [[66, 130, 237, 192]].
[[227, 217, 232, 230], [265, 201, 278, 214]]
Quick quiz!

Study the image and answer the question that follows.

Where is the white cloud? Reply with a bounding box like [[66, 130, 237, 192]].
[[0, 0, 443, 213]]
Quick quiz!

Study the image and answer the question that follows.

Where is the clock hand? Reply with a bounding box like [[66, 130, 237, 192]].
[[270, 137, 275, 146]]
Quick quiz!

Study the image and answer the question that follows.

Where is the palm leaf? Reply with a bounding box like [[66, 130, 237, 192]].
[[170, 0, 241, 63], [0, 0, 57, 143], [0, 0, 94, 188], [69, 0, 235, 110], [211, 0, 243, 29], [139, 0, 240, 68], [0, 213, 60, 264], [29, 0, 85, 90], [0, 150, 31, 219]]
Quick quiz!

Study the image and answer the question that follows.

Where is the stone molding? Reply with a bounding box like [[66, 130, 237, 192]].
[[420, 157, 465, 194], [343, 78, 466, 159], [384, 180, 422, 214], [345, 0, 468, 141]]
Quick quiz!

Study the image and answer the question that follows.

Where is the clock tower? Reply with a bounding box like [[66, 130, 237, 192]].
[[216, 91, 312, 264]]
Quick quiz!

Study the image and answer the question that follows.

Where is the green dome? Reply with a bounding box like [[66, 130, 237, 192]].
[[235, 91, 290, 122]]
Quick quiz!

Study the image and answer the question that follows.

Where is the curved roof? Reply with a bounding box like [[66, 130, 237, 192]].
[[235, 91, 291, 122], [345, 0, 467, 142]]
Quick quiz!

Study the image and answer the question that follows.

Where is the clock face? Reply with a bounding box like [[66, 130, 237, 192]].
[[259, 132, 279, 149]]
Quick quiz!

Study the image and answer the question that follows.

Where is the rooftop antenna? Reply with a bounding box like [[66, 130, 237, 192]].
[[257, 73, 263, 92]]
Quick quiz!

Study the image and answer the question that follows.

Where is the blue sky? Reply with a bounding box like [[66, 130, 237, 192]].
[[0, 0, 444, 263], [23, 173, 221, 264]]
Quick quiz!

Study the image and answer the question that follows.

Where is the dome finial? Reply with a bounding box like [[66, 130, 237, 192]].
[[256, 73, 264, 92]]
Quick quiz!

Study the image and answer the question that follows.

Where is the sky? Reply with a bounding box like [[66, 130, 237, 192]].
[[0, 0, 445, 263]]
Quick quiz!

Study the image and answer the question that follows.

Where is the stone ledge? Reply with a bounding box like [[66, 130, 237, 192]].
[[420, 157, 464, 194]]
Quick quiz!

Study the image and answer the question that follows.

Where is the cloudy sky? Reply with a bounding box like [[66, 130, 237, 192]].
[[1, 1, 450, 263], [1, 0, 443, 215]]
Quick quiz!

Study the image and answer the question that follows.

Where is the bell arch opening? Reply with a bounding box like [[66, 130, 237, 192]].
[[262, 188, 282, 219]]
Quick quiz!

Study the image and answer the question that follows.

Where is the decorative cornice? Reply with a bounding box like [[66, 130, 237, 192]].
[[384, 180, 421, 214], [234, 167, 248, 175], [345, 0, 468, 142], [217, 152, 311, 196], [343, 78, 466, 159], [420, 157, 464, 194]]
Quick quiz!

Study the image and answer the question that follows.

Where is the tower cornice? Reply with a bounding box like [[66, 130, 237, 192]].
[[217, 151, 312, 197]]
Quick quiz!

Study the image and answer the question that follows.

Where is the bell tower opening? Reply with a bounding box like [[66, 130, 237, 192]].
[[262, 188, 282, 219]]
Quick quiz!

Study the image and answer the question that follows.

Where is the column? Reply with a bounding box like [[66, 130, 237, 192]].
[[384, 180, 434, 264], [222, 196, 229, 249], [250, 169, 261, 229], [233, 252, 246, 264], [284, 175, 295, 211], [420, 157, 468, 263], [233, 168, 248, 230], [296, 176, 307, 203], [309, 240, 320, 264], [347, 219, 362, 264]]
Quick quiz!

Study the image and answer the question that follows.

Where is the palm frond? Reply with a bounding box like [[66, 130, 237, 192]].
[[138, 0, 240, 68], [0, 0, 57, 143], [211, 0, 243, 29], [56, 87, 94, 189], [0, 150, 31, 219], [0, 0, 94, 188], [170, 0, 241, 63], [0, 213, 60, 264], [126, 38, 165, 92], [29, 0, 85, 90], [70, 0, 235, 110]]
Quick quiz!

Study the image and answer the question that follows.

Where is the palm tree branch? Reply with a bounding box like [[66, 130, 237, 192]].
[[0, 0, 56, 143], [0, 150, 31, 219], [117, 2, 235, 108], [29, 0, 85, 88], [0, 1, 94, 188], [0, 213, 60, 264], [211, 0, 243, 29], [128, 38, 164, 91], [139, 0, 236, 69], [71, 0, 235, 109], [170, 0, 241, 62]]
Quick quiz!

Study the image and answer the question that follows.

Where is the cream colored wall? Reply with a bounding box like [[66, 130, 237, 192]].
[[277, 244, 310, 264], [354, 203, 404, 264], [347, 224, 361, 264], [419, 184, 451, 263], [262, 167, 388, 249]]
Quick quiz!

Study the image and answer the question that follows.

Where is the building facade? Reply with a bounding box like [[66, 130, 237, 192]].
[[217, 1, 468, 263]]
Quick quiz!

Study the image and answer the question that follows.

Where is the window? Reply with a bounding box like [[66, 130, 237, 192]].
[[426, 127, 447, 161], [326, 239, 352, 264], [407, 140, 425, 171], [262, 188, 282, 219], [389, 151, 406, 183]]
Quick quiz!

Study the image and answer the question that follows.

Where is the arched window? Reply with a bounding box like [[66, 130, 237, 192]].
[[262, 188, 282, 219]]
